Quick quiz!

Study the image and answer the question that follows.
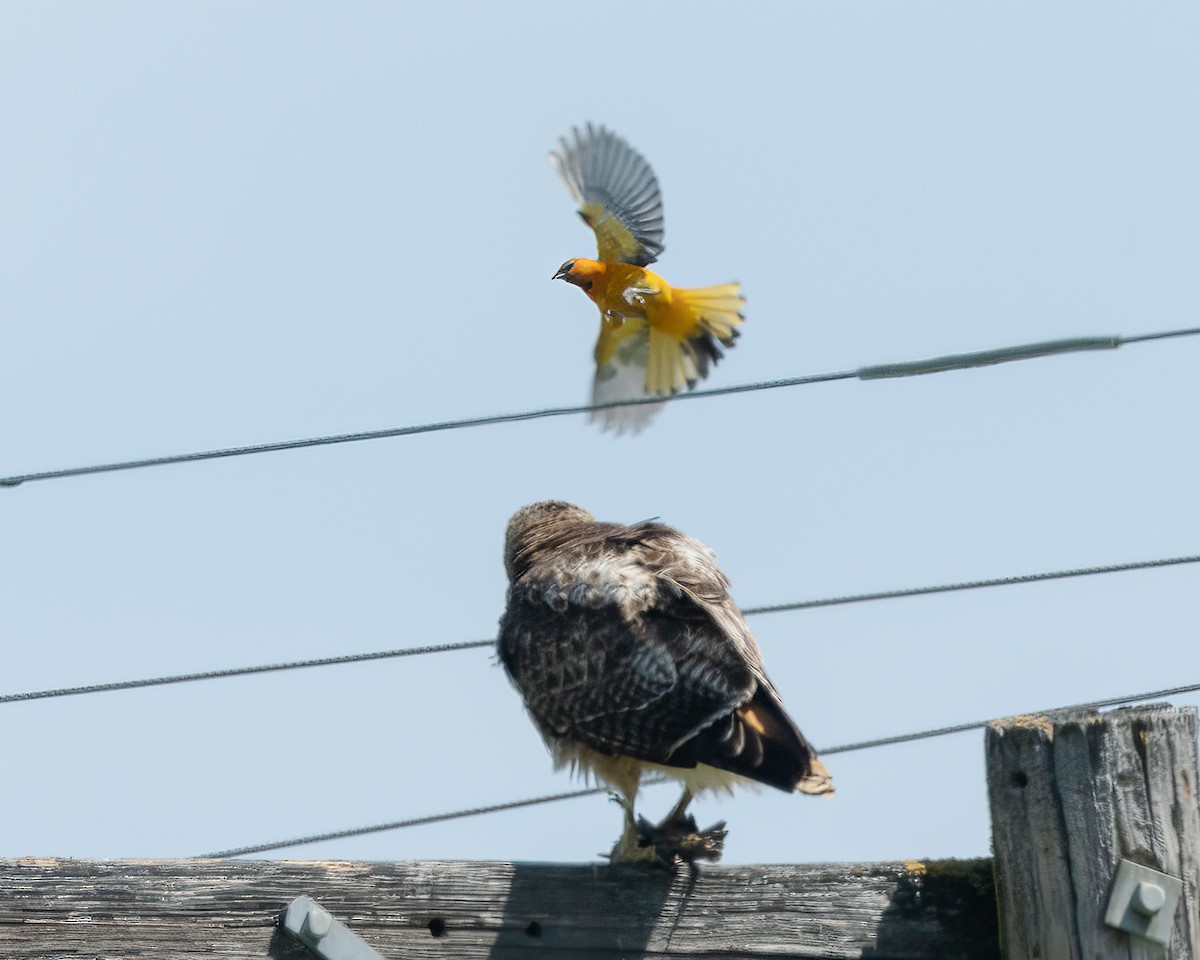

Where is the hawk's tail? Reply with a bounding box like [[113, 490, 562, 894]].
[[686, 684, 835, 796], [643, 283, 744, 397]]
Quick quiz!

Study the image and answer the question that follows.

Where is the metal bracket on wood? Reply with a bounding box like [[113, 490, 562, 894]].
[[1103, 859, 1183, 946], [282, 895, 388, 960]]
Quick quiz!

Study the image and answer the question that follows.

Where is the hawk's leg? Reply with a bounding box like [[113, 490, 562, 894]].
[[606, 790, 661, 864], [635, 788, 728, 867], [662, 786, 695, 826]]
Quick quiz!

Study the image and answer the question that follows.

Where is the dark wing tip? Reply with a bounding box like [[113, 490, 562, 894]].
[[550, 123, 666, 266], [681, 686, 832, 794]]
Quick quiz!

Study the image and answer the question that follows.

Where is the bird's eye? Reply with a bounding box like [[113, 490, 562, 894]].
[[562, 260, 576, 273]]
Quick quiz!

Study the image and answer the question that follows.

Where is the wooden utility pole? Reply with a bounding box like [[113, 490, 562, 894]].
[[987, 704, 1199, 958]]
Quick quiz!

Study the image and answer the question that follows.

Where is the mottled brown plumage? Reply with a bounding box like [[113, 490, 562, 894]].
[[497, 500, 832, 864]]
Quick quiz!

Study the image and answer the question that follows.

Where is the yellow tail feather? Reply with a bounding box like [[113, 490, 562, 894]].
[[641, 282, 744, 396], [678, 282, 744, 345]]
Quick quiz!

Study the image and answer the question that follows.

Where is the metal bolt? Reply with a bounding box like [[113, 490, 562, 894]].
[[305, 904, 334, 939], [1131, 880, 1167, 917]]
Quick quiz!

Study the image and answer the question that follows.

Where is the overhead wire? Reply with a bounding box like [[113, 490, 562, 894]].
[[0, 639, 492, 706], [200, 787, 611, 859], [818, 680, 1200, 754], [4, 552, 1195, 707], [3, 326, 1198, 489], [202, 678, 1200, 858], [739, 553, 1200, 616]]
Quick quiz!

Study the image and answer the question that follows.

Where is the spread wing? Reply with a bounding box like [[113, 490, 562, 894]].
[[590, 319, 662, 434], [551, 123, 665, 267]]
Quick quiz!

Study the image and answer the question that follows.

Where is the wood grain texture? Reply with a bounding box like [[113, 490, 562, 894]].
[[986, 704, 1200, 959], [0, 857, 997, 959]]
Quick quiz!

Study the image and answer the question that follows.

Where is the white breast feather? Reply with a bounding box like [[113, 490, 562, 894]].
[[561, 554, 657, 620]]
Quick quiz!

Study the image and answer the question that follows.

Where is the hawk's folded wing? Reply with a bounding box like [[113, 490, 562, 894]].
[[498, 558, 754, 764]]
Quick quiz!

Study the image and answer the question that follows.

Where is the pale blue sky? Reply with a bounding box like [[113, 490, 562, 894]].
[[2, 2, 1197, 865]]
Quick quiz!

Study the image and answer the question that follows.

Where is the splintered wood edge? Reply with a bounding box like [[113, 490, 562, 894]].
[[988, 714, 1056, 738], [989, 703, 1196, 741]]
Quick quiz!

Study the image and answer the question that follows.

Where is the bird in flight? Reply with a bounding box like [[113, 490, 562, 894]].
[[551, 125, 745, 433], [498, 501, 832, 867]]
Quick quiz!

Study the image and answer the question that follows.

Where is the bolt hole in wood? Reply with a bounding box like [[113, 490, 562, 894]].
[[525, 921, 542, 938], [428, 917, 446, 938], [1010, 771, 1028, 789]]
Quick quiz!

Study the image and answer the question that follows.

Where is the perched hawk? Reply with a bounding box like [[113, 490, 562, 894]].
[[498, 501, 833, 865]]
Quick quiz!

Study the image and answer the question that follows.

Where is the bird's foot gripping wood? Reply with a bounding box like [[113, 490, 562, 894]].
[[605, 793, 663, 865], [635, 813, 728, 871], [604, 786, 726, 870]]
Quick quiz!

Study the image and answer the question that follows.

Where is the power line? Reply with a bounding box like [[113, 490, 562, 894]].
[[818, 680, 1200, 755], [0, 370, 854, 488], [199, 786, 610, 859], [3, 326, 1197, 489], [1122, 327, 1200, 344], [739, 553, 1200, 616], [0, 639, 492, 705], [4, 552, 1195, 707], [202, 678, 1200, 858]]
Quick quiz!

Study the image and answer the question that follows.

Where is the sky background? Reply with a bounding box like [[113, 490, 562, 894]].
[[2, 3, 1197, 867]]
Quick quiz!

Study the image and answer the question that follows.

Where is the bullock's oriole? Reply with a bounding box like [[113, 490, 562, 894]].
[[551, 124, 744, 433]]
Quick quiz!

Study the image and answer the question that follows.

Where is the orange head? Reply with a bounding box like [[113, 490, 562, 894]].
[[553, 257, 605, 293]]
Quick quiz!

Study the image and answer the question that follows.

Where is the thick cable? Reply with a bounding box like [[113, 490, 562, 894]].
[[0, 371, 854, 487], [4, 326, 1197, 488]]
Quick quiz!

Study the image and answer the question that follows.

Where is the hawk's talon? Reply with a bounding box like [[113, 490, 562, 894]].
[[634, 812, 728, 870]]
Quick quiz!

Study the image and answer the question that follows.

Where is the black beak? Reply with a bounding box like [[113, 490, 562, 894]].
[[552, 265, 571, 281]]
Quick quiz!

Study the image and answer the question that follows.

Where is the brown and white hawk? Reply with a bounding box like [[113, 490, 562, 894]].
[[497, 500, 833, 864]]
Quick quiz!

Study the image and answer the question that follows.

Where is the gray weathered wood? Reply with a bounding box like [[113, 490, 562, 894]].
[[0, 857, 996, 959], [986, 703, 1200, 959]]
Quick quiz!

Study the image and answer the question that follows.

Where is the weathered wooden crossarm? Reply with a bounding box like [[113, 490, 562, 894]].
[[0, 857, 997, 960]]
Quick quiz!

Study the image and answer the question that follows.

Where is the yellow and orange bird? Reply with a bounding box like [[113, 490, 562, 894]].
[[551, 124, 745, 433]]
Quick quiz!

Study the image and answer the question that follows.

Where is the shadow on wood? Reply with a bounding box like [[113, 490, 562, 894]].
[[484, 862, 675, 957], [268, 923, 318, 960], [870, 858, 998, 960]]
